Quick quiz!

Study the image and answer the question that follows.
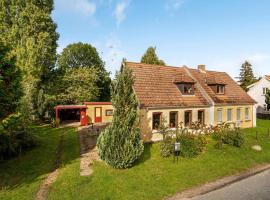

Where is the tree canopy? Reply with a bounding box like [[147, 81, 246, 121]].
[[141, 46, 166, 65], [0, 43, 22, 119], [237, 61, 257, 91], [265, 91, 270, 111], [97, 65, 144, 169], [57, 42, 111, 101], [0, 0, 59, 118]]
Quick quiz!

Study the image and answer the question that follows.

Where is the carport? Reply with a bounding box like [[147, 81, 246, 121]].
[[54, 105, 88, 127]]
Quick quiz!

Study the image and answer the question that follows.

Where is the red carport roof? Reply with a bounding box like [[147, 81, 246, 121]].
[[84, 102, 112, 105], [54, 105, 87, 110]]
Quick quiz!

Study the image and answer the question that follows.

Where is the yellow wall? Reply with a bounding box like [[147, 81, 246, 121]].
[[139, 107, 211, 141], [214, 105, 254, 128], [86, 104, 113, 123]]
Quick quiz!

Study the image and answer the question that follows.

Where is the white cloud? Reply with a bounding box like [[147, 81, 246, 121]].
[[113, 0, 130, 26], [165, 0, 186, 11], [57, 0, 96, 16]]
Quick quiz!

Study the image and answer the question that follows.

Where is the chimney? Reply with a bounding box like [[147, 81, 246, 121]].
[[198, 64, 206, 73]]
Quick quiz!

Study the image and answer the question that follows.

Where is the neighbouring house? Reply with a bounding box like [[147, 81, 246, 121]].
[[124, 62, 256, 141], [247, 75, 270, 113], [54, 102, 113, 127]]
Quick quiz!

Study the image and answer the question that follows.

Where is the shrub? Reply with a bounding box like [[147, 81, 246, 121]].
[[0, 113, 38, 161], [213, 123, 245, 149], [176, 133, 207, 158], [223, 129, 245, 148], [160, 136, 173, 157]]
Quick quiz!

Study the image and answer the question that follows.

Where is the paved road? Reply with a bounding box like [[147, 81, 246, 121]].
[[191, 169, 270, 200]]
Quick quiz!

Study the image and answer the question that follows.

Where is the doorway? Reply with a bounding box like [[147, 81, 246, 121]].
[[95, 107, 102, 123]]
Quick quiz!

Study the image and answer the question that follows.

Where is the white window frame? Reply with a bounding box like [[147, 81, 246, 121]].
[[217, 109, 222, 123], [245, 107, 250, 120], [237, 108, 241, 121], [227, 108, 232, 121]]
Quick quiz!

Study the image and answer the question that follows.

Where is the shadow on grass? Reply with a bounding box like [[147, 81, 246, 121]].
[[0, 125, 80, 191], [134, 143, 152, 166]]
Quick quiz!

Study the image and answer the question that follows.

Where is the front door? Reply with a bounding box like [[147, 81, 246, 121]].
[[95, 107, 102, 123], [198, 110, 205, 125]]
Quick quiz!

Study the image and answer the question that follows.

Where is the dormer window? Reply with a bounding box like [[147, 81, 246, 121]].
[[205, 76, 226, 95], [217, 85, 225, 94], [173, 73, 196, 95], [177, 83, 194, 95]]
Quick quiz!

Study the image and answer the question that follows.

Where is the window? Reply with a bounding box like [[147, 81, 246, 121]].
[[152, 113, 162, 130], [263, 88, 269, 95], [237, 108, 241, 121], [105, 109, 113, 116], [217, 85, 225, 94], [169, 112, 178, 128], [264, 104, 267, 111], [227, 108, 232, 121], [245, 107, 250, 120], [198, 110, 205, 124], [217, 109, 222, 123], [177, 83, 194, 95], [184, 111, 192, 126]]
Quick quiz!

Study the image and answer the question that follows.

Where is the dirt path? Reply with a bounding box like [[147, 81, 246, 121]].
[[34, 134, 64, 200], [78, 123, 108, 176]]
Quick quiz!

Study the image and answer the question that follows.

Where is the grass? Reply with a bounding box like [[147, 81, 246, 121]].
[[1, 120, 270, 200], [47, 119, 270, 200], [0, 125, 77, 200]]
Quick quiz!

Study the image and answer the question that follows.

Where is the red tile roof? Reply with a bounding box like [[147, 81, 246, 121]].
[[265, 75, 270, 81], [126, 62, 210, 108], [189, 69, 256, 105], [126, 62, 256, 107]]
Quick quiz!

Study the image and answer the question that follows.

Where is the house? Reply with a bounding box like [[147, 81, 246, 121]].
[[124, 62, 256, 141], [54, 102, 113, 127], [247, 75, 270, 113]]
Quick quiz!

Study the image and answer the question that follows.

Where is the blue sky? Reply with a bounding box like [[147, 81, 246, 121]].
[[52, 0, 270, 78]]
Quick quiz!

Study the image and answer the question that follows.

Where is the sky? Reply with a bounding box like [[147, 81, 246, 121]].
[[52, 0, 270, 78]]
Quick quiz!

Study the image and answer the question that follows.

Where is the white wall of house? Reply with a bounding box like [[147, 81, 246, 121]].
[[248, 77, 270, 113]]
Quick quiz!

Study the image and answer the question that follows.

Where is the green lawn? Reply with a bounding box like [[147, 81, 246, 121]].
[[0, 125, 77, 200], [1, 120, 270, 200]]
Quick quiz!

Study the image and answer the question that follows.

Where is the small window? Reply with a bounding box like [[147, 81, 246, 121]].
[[263, 88, 269, 95], [217, 85, 225, 94], [245, 107, 250, 120], [152, 113, 162, 130], [105, 109, 113, 116], [184, 110, 192, 126], [198, 110, 205, 124], [217, 109, 222, 123], [264, 104, 267, 111], [227, 108, 232, 121], [237, 108, 241, 121], [169, 112, 178, 128], [177, 83, 194, 95]]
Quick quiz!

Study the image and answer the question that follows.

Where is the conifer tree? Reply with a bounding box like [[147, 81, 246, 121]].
[[265, 90, 270, 110], [97, 64, 144, 169], [141, 46, 166, 65], [237, 61, 257, 91]]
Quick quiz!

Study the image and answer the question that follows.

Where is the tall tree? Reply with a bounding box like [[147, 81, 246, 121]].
[[237, 61, 257, 91], [57, 42, 111, 101], [0, 0, 59, 118], [0, 43, 22, 119], [141, 46, 166, 65], [97, 65, 144, 169]]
